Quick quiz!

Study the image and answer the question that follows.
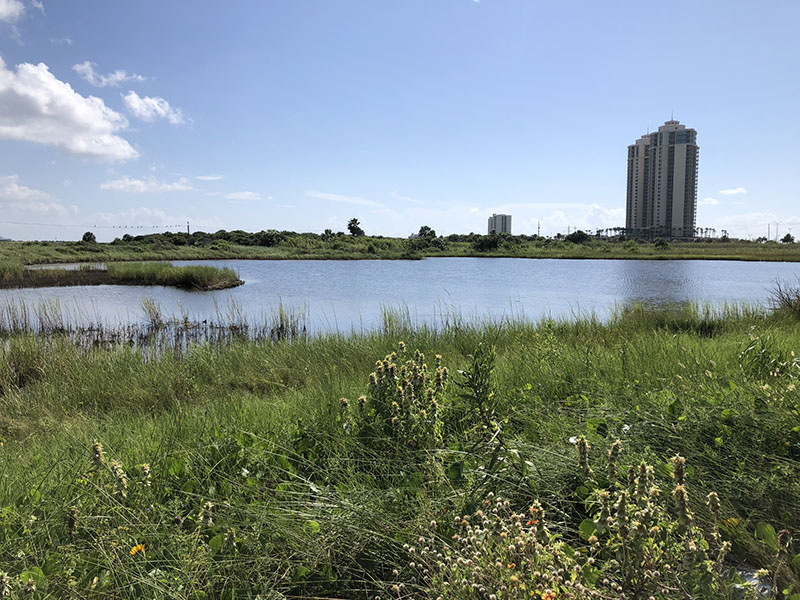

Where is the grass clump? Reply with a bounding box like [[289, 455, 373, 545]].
[[0, 259, 23, 283], [106, 262, 243, 290]]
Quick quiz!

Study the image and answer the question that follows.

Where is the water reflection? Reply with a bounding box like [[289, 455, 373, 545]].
[[614, 260, 696, 305]]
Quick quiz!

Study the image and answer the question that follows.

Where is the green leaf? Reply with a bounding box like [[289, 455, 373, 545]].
[[208, 533, 224, 556], [668, 398, 683, 417], [579, 518, 597, 541], [755, 521, 779, 553], [293, 565, 311, 582], [304, 520, 321, 535], [574, 485, 590, 500], [166, 457, 185, 477], [791, 553, 800, 573], [582, 566, 599, 585], [20, 567, 45, 587], [447, 461, 464, 484], [42, 553, 61, 576]]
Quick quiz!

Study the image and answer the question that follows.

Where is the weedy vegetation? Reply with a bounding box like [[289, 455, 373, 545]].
[[0, 301, 799, 598]]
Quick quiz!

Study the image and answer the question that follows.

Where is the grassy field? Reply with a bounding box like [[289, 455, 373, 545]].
[[3, 232, 800, 265], [1, 302, 799, 598], [0, 261, 243, 291]]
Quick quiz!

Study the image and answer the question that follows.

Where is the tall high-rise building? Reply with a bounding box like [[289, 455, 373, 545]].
[[488, 213, 511, 234], [625, 120, 699, 239]]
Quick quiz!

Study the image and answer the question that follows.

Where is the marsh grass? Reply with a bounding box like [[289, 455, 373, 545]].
[[0, 261, 242, 291], [106, 261, 242, 290], [0, 259, 23, 282], [1, 305, 799, 598], [772, 279, 800, 317]]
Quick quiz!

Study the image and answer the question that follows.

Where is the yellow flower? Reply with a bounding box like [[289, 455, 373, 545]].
[[130, 544, 145, 556]]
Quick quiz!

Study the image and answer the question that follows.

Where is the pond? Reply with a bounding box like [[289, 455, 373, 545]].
[[2, 258, 799, 333]]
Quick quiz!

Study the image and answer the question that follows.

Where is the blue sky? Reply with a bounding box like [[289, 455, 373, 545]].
[[0, 0, 798, 241]]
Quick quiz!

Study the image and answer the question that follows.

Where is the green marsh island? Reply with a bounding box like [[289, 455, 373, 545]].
[[0, 260, 243, 291]]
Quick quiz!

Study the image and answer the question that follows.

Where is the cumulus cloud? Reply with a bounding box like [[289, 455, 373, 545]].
[[123, 91, 184, 125], [0, 57, 138, 161], [698, 197, 720, 206], [0, 0, 24, 23], [719, 187, 747, 195], [226, 191, 260, 201], [306, 190, 382, 208], [0, 174, 69, 214], [100, 176, 194, 193], [195, 174, 224, 181], [581, 203, 625, 228], [72, 61, 145, 88]]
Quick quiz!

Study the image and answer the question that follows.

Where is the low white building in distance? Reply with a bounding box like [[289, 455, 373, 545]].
[[488, 213, 511, 234]]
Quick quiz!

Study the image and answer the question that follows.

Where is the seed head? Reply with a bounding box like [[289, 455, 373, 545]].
[[140, 463, 152, 486], [91, 441, 105, 466], [576, 437, 593, 477], [705, 491, 720, 519], [672, 455, 686, 486], [67, 505, 78, 539], [0, 572, 11, 598]]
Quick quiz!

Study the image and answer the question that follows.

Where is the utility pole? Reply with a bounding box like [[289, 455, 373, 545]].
[[537, 221, 540, 237], [768, 223, 770, 240], [187, 221, 190, 235]]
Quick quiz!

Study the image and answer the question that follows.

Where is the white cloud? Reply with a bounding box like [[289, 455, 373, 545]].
[[0, 174, 68, 214], [100, 176, 194, 193], [196, 174, 224, 181], [698, 197, 720, 206], [0, 0, 24, 23], [306, 190, 382, 208], [581, 203, 625, 228], [72, 61, 145, 88], [50, 37, 72, 46], [0, 57, 138, 161], [31, 0, 43, 13], [123, 91, 184, 125], [390, 190, 425, 204], [226, 191, 260, 201], [719, 187, 747, 196]]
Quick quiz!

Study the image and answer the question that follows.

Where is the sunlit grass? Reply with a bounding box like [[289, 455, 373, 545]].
[[1, 305, 799, 597]]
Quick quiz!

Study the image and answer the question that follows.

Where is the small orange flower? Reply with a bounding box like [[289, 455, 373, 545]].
[[527, 519, 539, 526], [542, 593, 556, 600], [507, 562, 516, 569], [130, 544, 145, 556]]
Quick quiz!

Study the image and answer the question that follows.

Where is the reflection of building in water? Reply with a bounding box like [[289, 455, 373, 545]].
[[488, 213, 511, 234], [614, 259, 695, 309], [626, 120, 699, 240]]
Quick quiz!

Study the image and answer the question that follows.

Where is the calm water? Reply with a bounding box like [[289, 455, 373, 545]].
[[2, 258, 799, 332]]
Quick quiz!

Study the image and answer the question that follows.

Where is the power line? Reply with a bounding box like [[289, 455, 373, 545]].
[[0, 220, 186, 229]]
